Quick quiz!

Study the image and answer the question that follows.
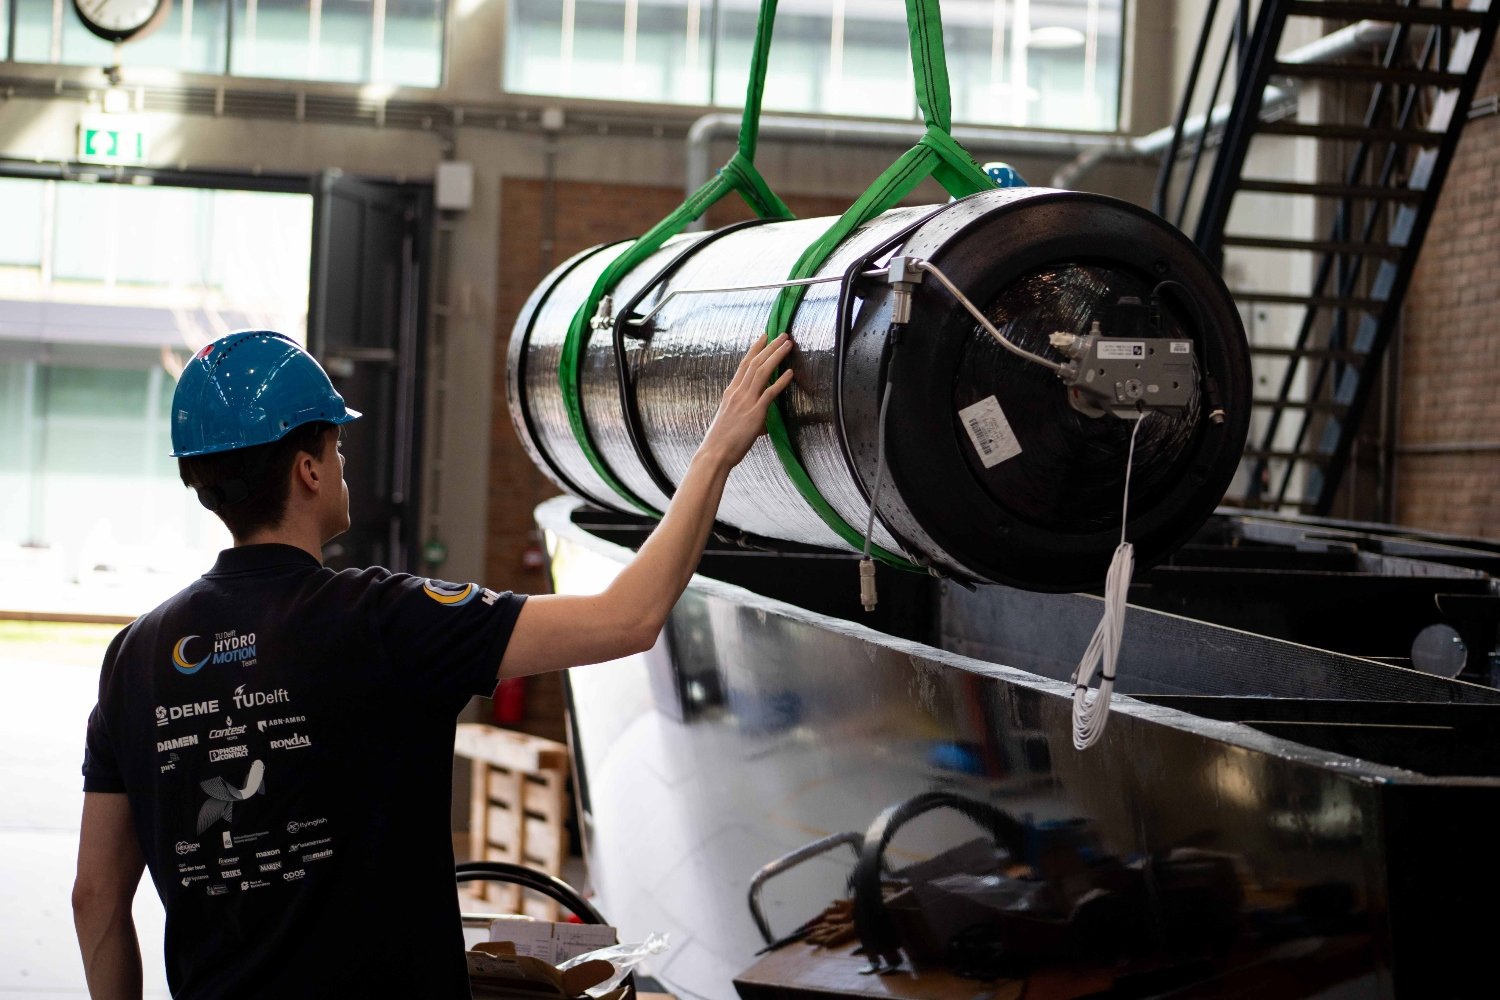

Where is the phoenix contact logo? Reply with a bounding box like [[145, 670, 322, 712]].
[[287, 818, 327, 835], [209, 744, 249, 763], [270, 733, 312, 751]]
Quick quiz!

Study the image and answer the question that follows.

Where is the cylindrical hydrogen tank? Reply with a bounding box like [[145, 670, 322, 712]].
[[508, 187, 1250, 592]]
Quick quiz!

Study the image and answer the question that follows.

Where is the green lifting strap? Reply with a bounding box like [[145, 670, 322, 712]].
[[557, 0, 794, 516], [762, 0, 996, 570]]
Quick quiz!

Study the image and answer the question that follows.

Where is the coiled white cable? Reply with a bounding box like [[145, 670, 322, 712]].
[[1071, 412, 1148, 750]]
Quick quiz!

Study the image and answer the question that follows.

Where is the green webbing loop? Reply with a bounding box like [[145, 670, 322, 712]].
[[558, 0, 793, 515], [761, 0, 997, 570]]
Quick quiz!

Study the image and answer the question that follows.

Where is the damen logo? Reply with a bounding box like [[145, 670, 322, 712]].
[[171, 636, 211, 675]]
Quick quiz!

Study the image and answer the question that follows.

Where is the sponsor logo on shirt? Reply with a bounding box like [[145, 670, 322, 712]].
[[175, 841, 197, 856], [156, 699, 219, 727], [197, 760, 266, 835], [283, 869, 306, 881], [287, 818, 327, 835], [176, 863, 205, 874], [209, 717, 247, 741], [221, 868, 241, 878], [210, 630, 258, 667], [254, 848, 281, 859], [260, 860, 282, 872], [206, 884, 228, 897], [181, 873, 209, 887], [241, 879, 270, 891], [171, 635, 211, 675], [158, 734, 199, 753], [232, 685, 290, 710], [422, 580, 499, 607], [270, 732, 312, 751], [209, 744, 249, 763], [255, 715, 307, 732], [218, 857, 238, 865], [303, 849, 333, 862], [160, 752, 180, 774], [289, 837, 330, 853]]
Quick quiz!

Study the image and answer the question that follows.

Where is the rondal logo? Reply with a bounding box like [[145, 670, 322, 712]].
[[171, 635, 210, 675]]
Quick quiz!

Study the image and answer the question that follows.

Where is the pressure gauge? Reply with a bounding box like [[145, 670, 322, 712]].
[[72, 0, 172, 44]]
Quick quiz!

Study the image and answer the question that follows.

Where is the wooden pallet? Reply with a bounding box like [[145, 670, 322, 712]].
[[455, 723, 571, 920]]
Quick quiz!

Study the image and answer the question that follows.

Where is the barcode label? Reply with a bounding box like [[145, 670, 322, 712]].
[[1170, 341, 1192, 354], [958, 396, 1022, 469]]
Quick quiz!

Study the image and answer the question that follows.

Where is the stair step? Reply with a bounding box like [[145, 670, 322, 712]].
[[1286, 2, 1489, 29], [1251, 398, 1350, 413], [1257, 120, 1440, 145], [1223, 235, 1406, 257], [1241, 448, 1332, 464], [1272, 62, 1468, 88], [1230, 290, 1385, 310], [1236, 179, 1425, 200], [1250, 345, 1367, 361]]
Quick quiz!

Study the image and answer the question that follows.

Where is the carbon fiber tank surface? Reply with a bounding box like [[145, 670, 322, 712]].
[[509, 187, 1251, 591]]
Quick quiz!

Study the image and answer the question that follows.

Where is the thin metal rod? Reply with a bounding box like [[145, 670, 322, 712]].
[[622, 269, 887, 327], [914, 261, 1068, 374]]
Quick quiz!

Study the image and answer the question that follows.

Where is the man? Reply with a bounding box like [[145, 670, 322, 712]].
[[73, 329, 794, 998]]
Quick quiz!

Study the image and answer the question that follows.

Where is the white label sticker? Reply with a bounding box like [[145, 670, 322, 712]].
[[1097, 341, 1146, 360], [958, 396, 1023, 469], [1170, 341, 1192, 354]]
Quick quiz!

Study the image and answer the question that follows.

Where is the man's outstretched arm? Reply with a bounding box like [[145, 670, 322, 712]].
[[499, 333, 796, 679], [74, 791, 145, 1000]]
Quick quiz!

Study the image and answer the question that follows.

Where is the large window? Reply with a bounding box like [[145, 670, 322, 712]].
[[2, 0, 445, 87], [505, 0, 1123, 131], [0, 177, 315, 596]]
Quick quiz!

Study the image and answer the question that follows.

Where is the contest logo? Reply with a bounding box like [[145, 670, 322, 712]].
[[171, 635, 211, 675]]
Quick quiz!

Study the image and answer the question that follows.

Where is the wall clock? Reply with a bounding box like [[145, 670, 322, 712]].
[[73, 0, 172, 45]]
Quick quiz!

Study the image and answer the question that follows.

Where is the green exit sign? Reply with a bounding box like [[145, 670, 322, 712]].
[[78, 124, 148, 164]]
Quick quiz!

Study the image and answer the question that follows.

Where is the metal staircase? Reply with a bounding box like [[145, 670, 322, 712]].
[[1156, 0, 1500, 514]]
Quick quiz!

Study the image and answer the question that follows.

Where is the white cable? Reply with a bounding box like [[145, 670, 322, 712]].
[[1071, 412, 1148, 750], [912, 260, 1069, 375]]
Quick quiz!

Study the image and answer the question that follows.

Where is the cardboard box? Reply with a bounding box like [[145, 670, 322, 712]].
[[467, 942, 626, 1000], [488, 915, 618, 965]]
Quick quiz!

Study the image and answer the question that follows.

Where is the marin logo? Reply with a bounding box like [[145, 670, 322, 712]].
[[170, 635, 211, 675]]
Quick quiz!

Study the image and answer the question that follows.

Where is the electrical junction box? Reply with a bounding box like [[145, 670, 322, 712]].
[[436, 161, 474, 211]]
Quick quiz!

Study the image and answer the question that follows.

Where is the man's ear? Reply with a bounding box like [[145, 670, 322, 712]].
[[293, 452, 321, 495]]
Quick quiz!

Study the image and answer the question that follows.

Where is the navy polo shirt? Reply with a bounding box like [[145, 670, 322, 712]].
[[82, 544, 526, 998]]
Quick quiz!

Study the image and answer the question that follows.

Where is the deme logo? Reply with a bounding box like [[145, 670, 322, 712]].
[[171, 635, 211, 675], [422, 581, 478, 606]]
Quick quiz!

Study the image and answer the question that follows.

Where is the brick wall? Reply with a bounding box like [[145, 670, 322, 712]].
[[1396, 50, 1500, 539], [486, 177, 853, 741]]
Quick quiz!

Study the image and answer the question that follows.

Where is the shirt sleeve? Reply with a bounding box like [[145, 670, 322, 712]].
[[367, 573, 527, 701], [82, 702, 125, 793]]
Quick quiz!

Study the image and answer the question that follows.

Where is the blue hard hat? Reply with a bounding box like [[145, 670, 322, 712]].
[[170, 331, 361, 457]]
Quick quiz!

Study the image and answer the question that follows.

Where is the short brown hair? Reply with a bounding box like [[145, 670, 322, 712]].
[[178, 422, 333, 540]]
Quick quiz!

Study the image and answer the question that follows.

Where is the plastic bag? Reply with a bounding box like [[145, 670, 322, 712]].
[[557, 933, 670, 997]]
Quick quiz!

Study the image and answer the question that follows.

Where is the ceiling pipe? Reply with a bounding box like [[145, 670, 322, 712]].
[[684, 19, 1402, 202]]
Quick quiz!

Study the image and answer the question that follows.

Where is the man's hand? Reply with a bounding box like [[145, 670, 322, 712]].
[[497, 332, 797, 680], [699, 333, 796, 469]]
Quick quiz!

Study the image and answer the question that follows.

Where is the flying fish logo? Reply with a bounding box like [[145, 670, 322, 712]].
[[171, 636, 211, 675], [422, 580, 479, 606]]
